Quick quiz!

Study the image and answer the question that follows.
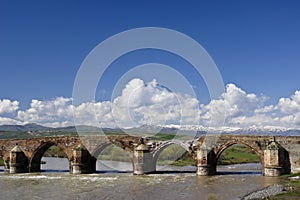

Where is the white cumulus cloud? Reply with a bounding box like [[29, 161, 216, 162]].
[[276, 90, 300, 127], [111, 79, 200, 128], [1, 80, 300, 130], [17, 97, 74, 127], [12, 78, 200, 128], [0, 99, 19, 114], [200, 83, 267, 127], [0, 117, 22, 126]]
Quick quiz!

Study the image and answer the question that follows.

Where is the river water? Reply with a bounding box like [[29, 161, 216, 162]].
[[0, 158, 287, 200]]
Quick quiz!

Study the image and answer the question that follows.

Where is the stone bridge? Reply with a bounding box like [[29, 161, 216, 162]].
[[1, 134, 300, 176]]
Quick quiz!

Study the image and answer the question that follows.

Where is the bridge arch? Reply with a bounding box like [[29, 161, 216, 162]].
[[213, 141, 263, 175], [152, 141, 194, 169], [29, 142, 70, 172], [92, 142, 116, 158], [215, 141, 263, 163], [92, 142, 133, 172]]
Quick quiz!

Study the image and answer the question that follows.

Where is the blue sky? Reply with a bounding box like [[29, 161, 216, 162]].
[[1, 1, 300, 128]]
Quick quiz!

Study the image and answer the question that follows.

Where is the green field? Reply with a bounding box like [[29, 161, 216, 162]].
[[217, 144, 260, 165]]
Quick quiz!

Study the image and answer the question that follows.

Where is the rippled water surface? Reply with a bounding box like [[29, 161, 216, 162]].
[[0, 158, 286, 200]]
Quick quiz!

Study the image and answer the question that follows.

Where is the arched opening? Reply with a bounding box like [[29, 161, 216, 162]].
[[279, 148, 291, 174], [155, 143, 195, 172], [30, 143, 69, 173], [216, 143, 262, 175], [94, 144, 132, 173]]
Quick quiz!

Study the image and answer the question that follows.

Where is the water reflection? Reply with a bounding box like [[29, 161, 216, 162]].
[[217, 163, 262, 175], [41, 157, 69, 172]]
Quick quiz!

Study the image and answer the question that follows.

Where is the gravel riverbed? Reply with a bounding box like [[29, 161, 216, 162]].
[[241, 184, 290, 200]]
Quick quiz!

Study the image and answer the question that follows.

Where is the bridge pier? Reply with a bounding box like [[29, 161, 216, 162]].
[[263, 141, 283, 176], [196, 146, 216, 176], [70, 144, 96, 174], [6, 144, 28, 173], [132, 143, 155, 175]]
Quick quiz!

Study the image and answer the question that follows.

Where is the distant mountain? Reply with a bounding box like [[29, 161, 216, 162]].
[[0, 123, 122, 134], [0, 123, 299, 136], [53, 125, 104, 132], [126, 124, 178, 135], [0, 124, 106, 133], [173, 125, 300, 136], [0, 123, 51, 132]]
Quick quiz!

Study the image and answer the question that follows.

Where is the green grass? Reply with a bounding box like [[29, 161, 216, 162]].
[[171, 158, 195, 166], [150, 133, 177, 141], [217, 144, 260, 165]]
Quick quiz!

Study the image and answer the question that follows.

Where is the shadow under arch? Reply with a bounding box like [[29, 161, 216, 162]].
[[279, 147, 291, 174], [153, 141, 195, 172], [215, 141, 263, 175], [29, 142, 69, 172], [92, 142, 133, 173]]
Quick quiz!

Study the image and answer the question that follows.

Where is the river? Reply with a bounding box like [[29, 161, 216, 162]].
[[0, 157, 287, 200]]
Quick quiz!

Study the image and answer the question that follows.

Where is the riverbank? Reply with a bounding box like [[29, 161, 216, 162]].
[[242, 184, 288, 200], [269, 173, 300, 199], [242, 173, 300, 200]]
